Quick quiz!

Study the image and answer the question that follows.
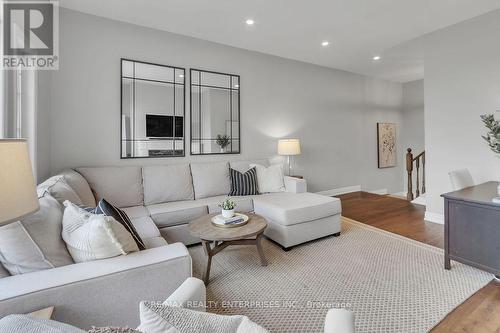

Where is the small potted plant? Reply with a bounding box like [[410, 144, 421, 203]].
[[481, 113, 500, 155], [216, 134, 230, 153], [481, 113, 500, 196], [219, 198, 236, 218]]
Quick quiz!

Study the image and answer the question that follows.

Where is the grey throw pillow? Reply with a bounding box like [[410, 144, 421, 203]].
[[60, 169, 96, 207], [37, 175, 83, 205], [0, 314, 85, 333], [138, 302, 269, 333], [0, 194, 74, 275]]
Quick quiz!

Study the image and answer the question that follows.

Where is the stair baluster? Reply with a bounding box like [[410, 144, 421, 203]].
[[406, 148, 425, 201], [406, 148, 414, 201]]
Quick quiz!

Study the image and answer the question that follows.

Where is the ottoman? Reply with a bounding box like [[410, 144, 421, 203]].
[[253, 192, 342, 250]]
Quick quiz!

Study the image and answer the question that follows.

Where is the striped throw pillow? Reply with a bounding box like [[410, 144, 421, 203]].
[[229, 167, 259, 196], [94, 199, 146, 250]]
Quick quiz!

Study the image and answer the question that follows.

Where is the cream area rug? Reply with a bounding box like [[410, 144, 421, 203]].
[[188, 217, 493, 333]]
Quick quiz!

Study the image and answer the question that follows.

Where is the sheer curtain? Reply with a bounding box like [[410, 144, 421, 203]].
[[0, 3, 38, 179], [0, 68, 38, 180]]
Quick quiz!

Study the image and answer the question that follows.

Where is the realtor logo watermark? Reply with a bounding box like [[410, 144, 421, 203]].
[[1, 1, 59, 69]]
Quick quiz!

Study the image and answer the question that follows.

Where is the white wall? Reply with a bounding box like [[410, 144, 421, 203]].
[[402, 80, 425, 154], [425, 9, 500, 217], [401, 80, 425, 192], [43, 9, 406, 193]]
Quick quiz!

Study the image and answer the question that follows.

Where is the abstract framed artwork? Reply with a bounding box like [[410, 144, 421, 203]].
[[377, 123, 397, 168]]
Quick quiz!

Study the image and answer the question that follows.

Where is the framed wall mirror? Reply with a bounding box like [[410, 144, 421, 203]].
[[190, 69, 240, 155], [121, 59, 185, 158]]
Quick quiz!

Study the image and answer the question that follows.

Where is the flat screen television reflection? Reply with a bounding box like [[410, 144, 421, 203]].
[[146, 114, 183, 138]]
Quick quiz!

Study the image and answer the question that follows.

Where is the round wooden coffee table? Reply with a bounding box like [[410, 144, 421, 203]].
[[188, 213, 268, 285]]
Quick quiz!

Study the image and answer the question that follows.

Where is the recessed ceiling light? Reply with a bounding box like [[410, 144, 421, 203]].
[[373, 55, 381, 61], [245, 19, 255, 25], [321, 41, 329, 47]]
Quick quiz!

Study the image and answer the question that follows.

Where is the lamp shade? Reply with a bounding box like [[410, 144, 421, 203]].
[[278, 139, 301, 156], [0, 139, 39, 225]]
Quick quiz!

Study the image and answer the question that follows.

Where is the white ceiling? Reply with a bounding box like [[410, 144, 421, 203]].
[[59, 0, 500, 82]]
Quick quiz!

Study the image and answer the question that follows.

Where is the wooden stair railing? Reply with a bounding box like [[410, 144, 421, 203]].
[[406, 148, 425, 201]]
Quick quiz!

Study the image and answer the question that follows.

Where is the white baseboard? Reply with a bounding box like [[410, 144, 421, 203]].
[[424, 211, 444, 225], [366, 188, 388, 195], [316, 185, 361, 196]]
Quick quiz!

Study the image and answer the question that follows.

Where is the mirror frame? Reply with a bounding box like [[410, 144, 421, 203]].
[[189, 68, 241, 156], [120, 58, 186, 159]]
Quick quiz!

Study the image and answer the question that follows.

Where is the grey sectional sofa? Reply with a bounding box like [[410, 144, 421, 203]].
[[0, 158, 341, 329], [76, 158, 342, 249]]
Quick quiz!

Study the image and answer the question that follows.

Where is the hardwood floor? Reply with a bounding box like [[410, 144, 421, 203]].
[[336, 192, 500, 333], [338, 191, 443, 247]]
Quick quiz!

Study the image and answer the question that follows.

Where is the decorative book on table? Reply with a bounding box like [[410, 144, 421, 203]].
[[213, 215, 245, 225]]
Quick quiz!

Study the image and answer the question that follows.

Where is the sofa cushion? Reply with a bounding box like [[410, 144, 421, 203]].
[[229, 159, 269, 173], [95, 199, 146, 251], [159, 224, 201, 245], [37, 175, 83, 205], [147, 201, 208, 228], [61, 169, 96, 207], [122, 205, 150, 219], [253, 192, 341, 226], [143, 236, 168, 249], [190, 162, 230, 199], [130, 216, 161, 240], [76, 167, 143, 208], [197, 195, 254, 214], [0, 194, 74, 275], [62, 201, 139, 263], [143, 164, 194, 205]]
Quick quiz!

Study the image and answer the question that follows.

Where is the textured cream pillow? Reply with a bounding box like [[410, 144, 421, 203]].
[[61, 201, 139, 263], [249, 164, 285, 193]]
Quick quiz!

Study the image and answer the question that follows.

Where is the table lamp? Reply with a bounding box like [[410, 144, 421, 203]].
[[0, 139, 39, 225], [278, 139, 301, 176]]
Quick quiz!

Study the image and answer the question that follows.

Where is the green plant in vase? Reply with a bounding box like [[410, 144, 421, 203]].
[[481, 113, 500, 199], [219, 197, 236, 218], [216, 134, 230, 153], [481, 113, 500, 154]]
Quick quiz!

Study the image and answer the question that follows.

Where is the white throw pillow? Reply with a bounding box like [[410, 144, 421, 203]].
[[137, 302, 269, 333], [250, 164, 285, 193], [61, 201, 139, 263]]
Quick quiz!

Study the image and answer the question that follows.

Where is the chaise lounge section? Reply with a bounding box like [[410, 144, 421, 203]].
[[254, 192, 342, 250]]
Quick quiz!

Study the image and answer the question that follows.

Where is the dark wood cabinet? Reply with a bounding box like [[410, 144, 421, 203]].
[[442, 181, 500, 278]]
